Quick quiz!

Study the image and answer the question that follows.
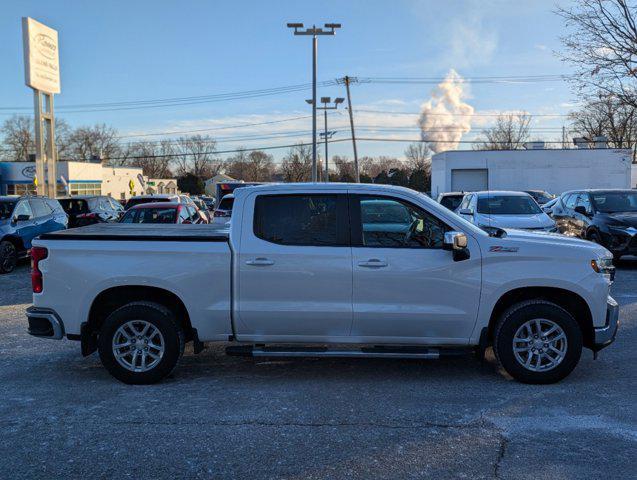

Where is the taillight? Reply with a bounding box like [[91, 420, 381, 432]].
[[77, 213, 97, 219], [31, 246, 48, 294]]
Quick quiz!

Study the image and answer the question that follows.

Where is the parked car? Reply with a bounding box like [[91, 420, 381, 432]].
[[524, 190, 555, 205], [0, 195, 67, 273], [200, 196, 216, 211], [120, 202, 207, 224], [28, 183, 617, 385], [58, 195, 124, 228], [212, 194, 234, 225], [552, 189, 637, 261], [437, 192, 465, 211], [457, 191, 557, 232], [124, 194, 180, 210]]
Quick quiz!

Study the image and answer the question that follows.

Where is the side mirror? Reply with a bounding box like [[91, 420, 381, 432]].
[[457, 208, 473, 216], [14, 214, 30, 223], [443, 231, 470, 261], [574, 206, 589, 216]]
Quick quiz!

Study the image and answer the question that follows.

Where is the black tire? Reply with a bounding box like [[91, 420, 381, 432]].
[[493, 300, 582, 384], [98, 301, 185, 384], [0, 240, 17, 274]]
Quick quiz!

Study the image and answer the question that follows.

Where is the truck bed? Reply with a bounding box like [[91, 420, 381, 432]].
[[38, 223, 229, 242]]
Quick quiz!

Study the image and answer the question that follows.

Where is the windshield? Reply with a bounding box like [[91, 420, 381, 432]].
[[218, 197, 234, 211], [121, 207, 177, 223], [0, 201, 16, 220], [591, 191, 637, 213], [440, 195, 463, 211], [527, 191, 553, 204], [477, 195, 542, 215]]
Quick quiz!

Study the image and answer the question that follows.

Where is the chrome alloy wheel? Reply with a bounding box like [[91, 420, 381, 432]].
[[112, 320, 165, 373], [512, 318, 567, 372]]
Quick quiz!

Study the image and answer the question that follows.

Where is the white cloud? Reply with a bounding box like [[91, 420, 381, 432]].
[[446, 17, 498, 68]]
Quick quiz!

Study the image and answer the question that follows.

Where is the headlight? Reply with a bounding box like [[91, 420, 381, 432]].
[[609, 225, 637, 235], [591, 257, 615, 281]]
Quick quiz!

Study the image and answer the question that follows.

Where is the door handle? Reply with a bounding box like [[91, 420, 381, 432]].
[[358, 259, 388, 268], [245, 258, 275, 266]]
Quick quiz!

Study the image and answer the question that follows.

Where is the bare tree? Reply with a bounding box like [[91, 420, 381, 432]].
[[279, 143, 312, 182], [359, 156, 403, 179], [404, 142, 432, 171], [225, 149, 274, 181], [332, 155, 355, 181], [174, 134, 222, 178], [558, 0, 637, 107], [475, 114, 532, 150], [569, 93, 637, 157], [66, 123, 121, 161], [125, 139, 175, 178], [0, 115, 72, 162]]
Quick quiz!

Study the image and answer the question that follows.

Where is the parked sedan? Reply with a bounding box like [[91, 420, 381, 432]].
[[119, 202, 207, 224], [457, 191, 557, 232], [58, 195, 124, 228], [552, 189, 637, 261]]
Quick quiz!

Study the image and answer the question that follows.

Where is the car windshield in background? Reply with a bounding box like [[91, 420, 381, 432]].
[[477, 195, 542, 215], [528, 191, 553, 204], [122, 207, 177, 223], [0, 201, 16, 220], [125, 197, 170, 209], [361, 200, 411, 224], [218, 198, 234, 210], [58, 199, 90, 214], [440, 196, 463, 211], [591, 191, 637, 213]]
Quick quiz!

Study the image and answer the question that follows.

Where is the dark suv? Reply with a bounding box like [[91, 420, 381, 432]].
[[0, 196, 67, 273], [58, 195, 124, 228], [552, 189, 637, 261]]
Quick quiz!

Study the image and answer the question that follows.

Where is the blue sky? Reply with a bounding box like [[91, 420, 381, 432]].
[[0, 0, 577, 160]]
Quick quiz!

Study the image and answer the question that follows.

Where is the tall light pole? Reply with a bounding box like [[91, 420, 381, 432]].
[[319, 130, 337, 181], [287, 22, 341, 182], [308, 97, 344, 182]]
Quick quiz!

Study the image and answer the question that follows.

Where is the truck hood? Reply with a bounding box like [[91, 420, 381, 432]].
[[476, 212, 555, 229], [491, 228, 611, 259]]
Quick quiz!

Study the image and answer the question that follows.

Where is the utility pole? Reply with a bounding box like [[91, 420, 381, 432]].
[[337, 76, 359, 182], [308, 97, 343, 182], [287, 23, 341, 182]]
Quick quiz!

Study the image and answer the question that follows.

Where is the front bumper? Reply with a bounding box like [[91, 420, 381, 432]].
[[593, 297, 619, 351], [26, 306, 65, 340]]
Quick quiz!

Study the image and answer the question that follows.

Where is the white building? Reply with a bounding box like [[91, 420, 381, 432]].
[[0, 161, 178, 199], [204, 173, 235, 196], [431, 146, 633, 197]]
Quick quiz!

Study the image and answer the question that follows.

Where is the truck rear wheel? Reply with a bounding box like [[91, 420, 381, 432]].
[[493, 300, 582, 384], [98, 301, 185, 384]]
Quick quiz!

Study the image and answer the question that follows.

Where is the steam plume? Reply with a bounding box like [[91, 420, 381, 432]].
[[418, 69, 474, 153]]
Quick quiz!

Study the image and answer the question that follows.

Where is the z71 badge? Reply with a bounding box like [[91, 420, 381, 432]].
[[489, 246, 519, 253]]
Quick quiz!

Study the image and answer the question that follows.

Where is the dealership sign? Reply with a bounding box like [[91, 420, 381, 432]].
[[22, 17, 60, 94]]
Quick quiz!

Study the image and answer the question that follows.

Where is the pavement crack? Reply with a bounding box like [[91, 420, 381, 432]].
[[493, 435, 508, 479]]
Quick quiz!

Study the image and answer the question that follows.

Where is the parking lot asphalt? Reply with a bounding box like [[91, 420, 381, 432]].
[[0, 261, 635, 480]]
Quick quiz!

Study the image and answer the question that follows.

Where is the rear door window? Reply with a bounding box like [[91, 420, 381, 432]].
[[254, 194, 347, 246]]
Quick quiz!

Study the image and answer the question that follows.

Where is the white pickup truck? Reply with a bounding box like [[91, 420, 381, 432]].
[[27, 183, 619, 385]]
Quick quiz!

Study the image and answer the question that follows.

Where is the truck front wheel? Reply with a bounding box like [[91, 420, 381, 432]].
[[493, 300, 582, 384], [98, 301, 185, 384]]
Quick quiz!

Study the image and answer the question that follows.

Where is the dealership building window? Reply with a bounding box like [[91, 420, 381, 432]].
[[69, 182, 101, 196], [6, 183, 36, 195]]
